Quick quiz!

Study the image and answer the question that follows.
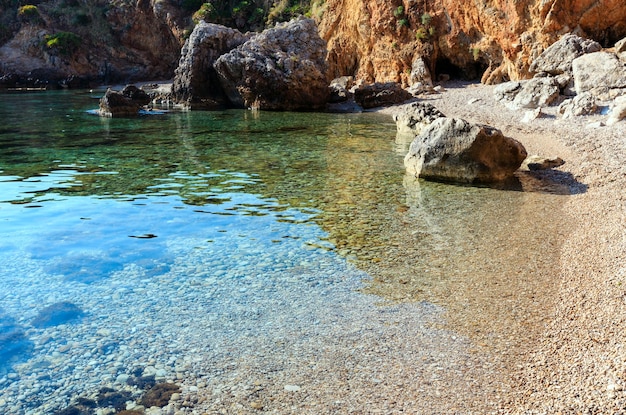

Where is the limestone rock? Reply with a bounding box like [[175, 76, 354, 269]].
[[558, 92, 598, 118], [319, 0, 626, 86], [494, 82, 522, 103], [328, 76, 355, 103], [410, 57, 433, 87], [615, 37, 626, 53], [529, 34, 601, 76], [214, 17, 329, 111], [607, 97, 626, 125], [512, 77, 560, 109], [171, 22, 251, 109], [572, 51, 626, 94], [404, 117, 527, 184], [98, 87, 149, 117], [353, 82, 413, 109], [392, 101, 445, 136]]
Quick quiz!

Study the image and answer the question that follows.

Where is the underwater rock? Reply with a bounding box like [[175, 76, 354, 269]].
[[140, 382, 181, 407], [0, 313, 33, 372], [32, 302, 84, 328], [96, 387, 132, 411]]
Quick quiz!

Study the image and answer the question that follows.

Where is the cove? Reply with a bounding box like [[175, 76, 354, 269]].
[[0, 90, 571, 413]]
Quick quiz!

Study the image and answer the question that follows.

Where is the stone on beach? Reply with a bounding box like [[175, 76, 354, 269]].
[[353, 82, 413, 109], [392, 101, 445, 136], [404, 117, 527, 184]]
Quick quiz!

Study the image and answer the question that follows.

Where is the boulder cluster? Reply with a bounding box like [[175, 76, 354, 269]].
[[494, 34, 626, 124], [172, 17, 330, 111]]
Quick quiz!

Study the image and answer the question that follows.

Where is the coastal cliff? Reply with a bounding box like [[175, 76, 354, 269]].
[[1, 0, 626, 87], [319, 0, 626, 85]]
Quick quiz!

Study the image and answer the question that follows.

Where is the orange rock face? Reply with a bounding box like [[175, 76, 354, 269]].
[[319, 0, 626, 85]]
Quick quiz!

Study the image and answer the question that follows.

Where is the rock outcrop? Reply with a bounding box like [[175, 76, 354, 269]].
[[214, 17, 329, 111], [393, 101, 445, 135], [404, 117, 527, 184], [529, 34, 601, 76], [319, 0, 626, 85], [98, 85, 151, 117], [353, 82, 413, 109], [171, 22, 251, 109], [0, 0, 186, 88], [572, 51, 626, 95]]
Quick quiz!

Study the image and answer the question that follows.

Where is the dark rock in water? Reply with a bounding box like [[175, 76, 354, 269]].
[[98, 85, 151, 117], [53, 406, 86, 415], [140, 382, 181, 407], [0, 313, 33, 371], [32, 302, 84, 328], [353, 82, 413, 109], [128, 374, 156, 389], [96, 387, 132, 411], [121, 85, 151, 106]]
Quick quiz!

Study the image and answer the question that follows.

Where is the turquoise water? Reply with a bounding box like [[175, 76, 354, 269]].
[[0, 90, 573, 414]]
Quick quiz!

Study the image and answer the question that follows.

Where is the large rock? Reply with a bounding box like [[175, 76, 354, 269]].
[[392, 101, 445, 135], [214, 17, 329, 111], [558, 92, 598, 118], [529, 34, 601, 76], [495, 78, 560, 109], [171, 22, 251, 109], [404, 117, 527, 184], [353, 82, 413, 109], [572, 51, 626, 94], [98, 86, 150, 117], [513, 77, 560, 109]]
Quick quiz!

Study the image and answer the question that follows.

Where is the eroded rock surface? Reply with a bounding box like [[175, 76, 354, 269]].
[[214, 17, 329, 110], [171, 22, 251, 109], [404, 117, 527, 184]]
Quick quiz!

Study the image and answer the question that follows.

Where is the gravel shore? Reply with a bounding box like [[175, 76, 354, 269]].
[[412, 82, 626, 413]]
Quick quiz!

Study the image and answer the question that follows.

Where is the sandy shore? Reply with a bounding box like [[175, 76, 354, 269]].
[[406, 81, 626, 413]]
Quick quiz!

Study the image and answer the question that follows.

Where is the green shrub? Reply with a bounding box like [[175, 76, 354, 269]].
[[192, 2, 217, 23], [471, 47, 480, 61], [415, 27, 427, 41], [18, 4, 38, 16], [18, 4, 41, 23], [421, 12, 431, 26], [397, 18, 408, 28], [44, 32, 81, 55], [393, 5, 403, 18]]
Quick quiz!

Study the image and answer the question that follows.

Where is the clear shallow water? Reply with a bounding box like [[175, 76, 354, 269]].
[[0, 90, 572, 414]]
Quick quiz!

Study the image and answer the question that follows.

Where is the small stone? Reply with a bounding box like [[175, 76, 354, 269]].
[[284, 384, 301, 392], [250, 401, 263, 409]]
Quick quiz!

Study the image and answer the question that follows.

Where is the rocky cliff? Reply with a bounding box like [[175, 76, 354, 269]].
[[0, 0, 187, 87], [319, 0, 626, 85], [2, 0, 626, 89]]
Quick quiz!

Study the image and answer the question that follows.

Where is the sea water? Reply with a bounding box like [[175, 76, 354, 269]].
[[0, 90, 574, 414]]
